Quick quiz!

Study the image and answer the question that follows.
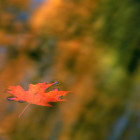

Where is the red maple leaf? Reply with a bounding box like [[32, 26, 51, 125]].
[[7, 82, 70, 117]]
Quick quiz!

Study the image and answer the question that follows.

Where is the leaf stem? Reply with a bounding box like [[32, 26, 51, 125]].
[[18, 103, 30, 118]]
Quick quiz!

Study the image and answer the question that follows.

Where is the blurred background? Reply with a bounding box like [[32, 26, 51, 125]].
[[0, 0, 140, 140]]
